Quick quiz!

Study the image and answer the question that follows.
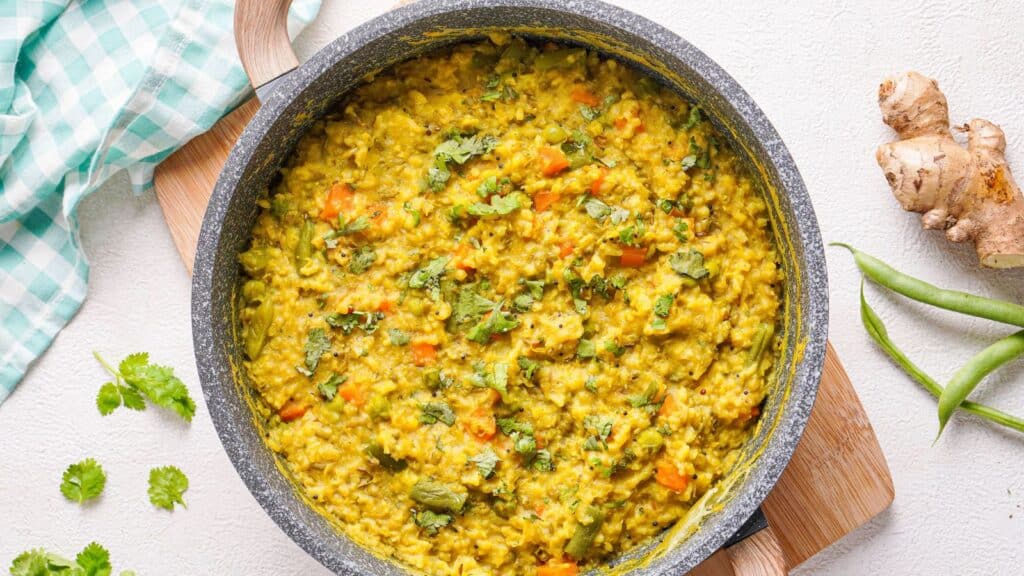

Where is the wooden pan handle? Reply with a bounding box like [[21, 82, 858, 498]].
[[724, 525, 788, 576], [234, 0, 298, 93]]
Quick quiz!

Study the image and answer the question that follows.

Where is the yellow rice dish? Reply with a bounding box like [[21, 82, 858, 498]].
[[237, 37, 781, 576]]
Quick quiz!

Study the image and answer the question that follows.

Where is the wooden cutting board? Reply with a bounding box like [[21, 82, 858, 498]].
[[154, 98, 894, 573]]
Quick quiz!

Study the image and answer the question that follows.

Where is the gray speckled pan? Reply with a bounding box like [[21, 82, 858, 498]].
[[192, 1, 828, 574]]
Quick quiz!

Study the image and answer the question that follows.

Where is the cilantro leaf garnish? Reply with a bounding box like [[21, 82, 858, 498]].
[[413, 510, 452, 536], [470, 448, 500, 478], [476, 175, 499, 197], [433, 134, 498, 165], [653, 294, 674, 318], [60, 458, 106, 504], [409, 256, 451, 300], [303, 328, 331, 373], [670, 248, 709, 280], [93, 351, 196, 422], [465, 301, 519, 344], [388, 328, 411, 346], [673, 219, 690, 242], [470, 361, 509, 400], [583, 415, 614, 450], [349, 245, 376, 274], [317, 373, 348, 401], [618, 216, 646, 246], [682, 105, 702, 130], [420, 402, 456, 426], [581, 196, 612, 221], [451, 286, 498, 327], [467, 192, 528, 218], [532, 449, 554, 472], [326, 310, 385, 335], [576, 339, 596, 359], [148, 466, 188, 511], [517, 356, 540, 381]]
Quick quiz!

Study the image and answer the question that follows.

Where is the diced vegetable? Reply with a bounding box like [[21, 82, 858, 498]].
[[533, 190, 560, 212], [539, 147, 570, 177], [565, 506, 605, 560], [747, 322, 775, 366], [537, 562, 578, 576], [543, 125, 569, 144], [636, 428, 665, 453], [559, 241, 574, 259], [410, 479, 467, 513], [465, 406, 497, 441], [618, 246, 646, 267], [658, 393, 675, 417], [243, 297, 274, 360], [338, 380, 365, 406], [591, 166, 608, 196], [278, 401, 307, 422], [295, 219, 315, 274], [655, 460, 689, 492], [366, 394, 391, 419], [365, 442, 407, 472], [570, 86, 600, 107], [411, 342, 438, 366], [534, 47, 585, 71], [319, 183, 353, 221]]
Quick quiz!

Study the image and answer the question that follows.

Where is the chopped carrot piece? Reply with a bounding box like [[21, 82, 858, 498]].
[[537, 562, 578, 576], [591, 166, 609, 196], [319, 183, 354, 221], [655, 460, 689, 493], [658, 393, 675, 417], [534, 503, 546, 516], [635, 123, 646, 134], [278, 401, 307, 422], [570, 86, 599, 107], [338, 380, 365, 406], [377, 300, 393, 314], [464, 406, 497, 441], [614, 117, 628, 130], [453, 242, 475, 271], [538, 147, 570, 177], [411, 342, 437, 366], [559, 241, 574, 259], [533, 190, 561, 212], [619, 246, 646, 267]]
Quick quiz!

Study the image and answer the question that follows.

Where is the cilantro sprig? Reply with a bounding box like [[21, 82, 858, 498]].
[[148, 466, 189, 511], [93, 352, 196, 422], [59, 458, 106, 505], [9, 542, 134, 576]]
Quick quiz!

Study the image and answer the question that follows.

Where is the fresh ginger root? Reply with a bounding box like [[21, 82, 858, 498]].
[[876, 71, 1024, 268]]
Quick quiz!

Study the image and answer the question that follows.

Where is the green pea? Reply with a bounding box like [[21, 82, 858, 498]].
[[543, 125, 568, 144]]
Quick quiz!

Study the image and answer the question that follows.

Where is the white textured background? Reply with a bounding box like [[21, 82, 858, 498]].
[[3, 1, 1024, 574]]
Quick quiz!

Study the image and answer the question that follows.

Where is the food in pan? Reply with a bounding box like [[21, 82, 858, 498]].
[[237, 36, 780, 576]]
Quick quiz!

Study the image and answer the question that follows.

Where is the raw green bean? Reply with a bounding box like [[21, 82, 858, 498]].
[[860, 284, 1024, 434], [937, 329, 1024, 438], [565, 506, 605, 560], [834, 243, 1024, 327]]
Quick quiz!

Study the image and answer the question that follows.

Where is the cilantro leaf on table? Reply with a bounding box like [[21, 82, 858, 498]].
[[148, 466, 188, 511], [9, 542, 131, 576], [60, 458, 106, 504], [74, 542, 112, 576], [93, 352, 196, 421]]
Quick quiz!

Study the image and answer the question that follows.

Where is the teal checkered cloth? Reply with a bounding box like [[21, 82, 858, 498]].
[[0, 0, 320, 404]]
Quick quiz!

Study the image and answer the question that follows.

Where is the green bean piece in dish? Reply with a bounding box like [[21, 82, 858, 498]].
[[860, 284, 1024, 434], [833, 243, 1024, 327], [937, 329, 1024, 438]]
